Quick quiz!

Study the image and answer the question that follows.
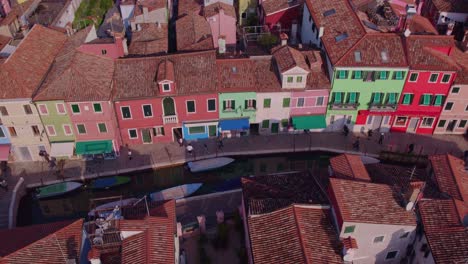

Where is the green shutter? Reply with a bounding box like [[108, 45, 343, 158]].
[[395, 71, 403, 80], [253, 100, 257, 109], [223, 100, 226, 110], [380, 71, 387, 79], [423, 94, 431, 105], [403, 94, 411, 104], [388, 93, 396, 104], [232, 100, 235, 109], [98, 123, 107, 133], [334, 93, 342, 103], [208, 125, 217, 137], [283, 98, 290, 107], [93, 103, 102, 112], [354, 71, 361, 79], [349, 93, 356, 103], [339, 70, 347, 79], [244, 100, 248, 109], [281, 119, 289, 127], [262, 120, 269, 128], [72, 104, 80, 113], [373, 93, 381, 103], [264, 98, 271, 108], [434, 95, 443, 106], [188, 126, 205, 134]]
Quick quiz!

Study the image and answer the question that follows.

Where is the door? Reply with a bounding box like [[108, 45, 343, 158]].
[[19, 147, 32, 161], [142, 129, 152, 144], [407, 118, 419, 133], [271, 123, 279, 133], [208, 125, 217, 137], [163, 97, 176, 116], [250, 123, 259, 135], [371, 116, 383, 130], [446, 120, 457, 132], [173, 127, 182, 142]]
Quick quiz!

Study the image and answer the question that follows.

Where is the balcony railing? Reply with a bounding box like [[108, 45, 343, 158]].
[[163, 115, 178, 124], [368, 103, 397, 111], [330, 103, 360, 110]]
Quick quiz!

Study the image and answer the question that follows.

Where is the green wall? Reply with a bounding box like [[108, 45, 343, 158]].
[[36, 100, 75, 143], [219, 92, 257, 122]]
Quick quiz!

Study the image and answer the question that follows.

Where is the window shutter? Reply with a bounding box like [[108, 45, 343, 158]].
[[253, 100, 257, 109], [349, 93, 356, 103], [373, 93, 381, 103], [334, 93, 342, 103], [388, 93, 396, 104], [223, 101, 226, 110], [232, 100, 235, 109], [423, 94, 431, 105], [434, 95, 442, 106], [244, 100, 248, 109]]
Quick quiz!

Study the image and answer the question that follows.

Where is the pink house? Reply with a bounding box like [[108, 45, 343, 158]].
[[203, 2, 237, 49], [77, 35, 127, 59]]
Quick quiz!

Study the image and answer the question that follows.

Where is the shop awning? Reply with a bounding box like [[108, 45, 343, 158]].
[[75, 140, 113, 155], [219, 118, 249, 131], [292, 115, 327, 130], [0, 144, 11, 161], [50, 142, 74, 158]]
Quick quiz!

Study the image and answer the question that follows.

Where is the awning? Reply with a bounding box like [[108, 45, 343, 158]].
[[50, 142, 74, 158], [219, 118, 249, 131], [75, 140, 113, 155], [292, 115, 327, 130], [0, 144, 11, 161]]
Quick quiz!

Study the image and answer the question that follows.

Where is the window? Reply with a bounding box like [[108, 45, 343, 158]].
[[38, 104, 48, 115], [452, 87, 460, 93], [420, 94, 432, 106], [337, 70, 348, 79], [444, 102, 454, 111], [263, 98, 271, 108], [121, 106, 132, 119], [0, 128, 4, 138], [379, 71, 388, 80], [438, 119, 446, 128], [153, 126, 165, 136], [433, 95, 444, 106], [71, 104, 80, 114], [409, 72, 418, 82], [63, 124, 73, 135], [262, 120, 269, 129], [287, 76, 293, 83], [393, 71, 405, 80], [459, 120, 467, 128], [441, 74, 451, 83], [281, 119, 289, 127], [283, 98, 290, 107], [101, 49, 107, 55], [223, 100, 235, 110], [353, 71, 362, 79], [421, 117, 434, 127], [93, 103, 102, 113], [31, 125, 40, 136], [385, 251, 398, 260], [56, 103, 66, 114], [188, 126, 205, 134], [207, 99, 216, 112], [77, 124, 86, 134], [394, 116, 407, 126], [23, 105, 33, 115], [186, 100, 196, 113], [348, 92, 357, 104], [142, 105, 153, 117], [8, 127, 16, 137], [241, 12, 247, 18], [372, 93, 382, 104], [429, 73, 438, 83], [163, 83, 171, 92], [387, 93, 397, 104], [296, 76, 303, 83], [333, 92, 342, 104], [245, 99, 256, 110], [316, 96, 324, 106], [373, 236, 385, 243], [344, 225, 355, 234], [0, 106, 8, 116], [98, 123, 107, 133], [402, 94, 413, 105], [128, 129, 138, 139], [46, 125, 56, 136], [466, 105, 468, 111], [297, 98, 305, 107]]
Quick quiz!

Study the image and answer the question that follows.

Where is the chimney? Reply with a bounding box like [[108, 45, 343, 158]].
[[218, 36, 226, 53], [342, 237, 358, 262], [405, 182, 424, 211], [319, 27, 325, 38], [446, 22, 455, 36], [88, 248, 102, 264], [309, 51, 323, 72], [280, 33, 288, 46]]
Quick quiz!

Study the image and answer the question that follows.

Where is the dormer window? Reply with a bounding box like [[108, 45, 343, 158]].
[[163, 83, 171, 92]]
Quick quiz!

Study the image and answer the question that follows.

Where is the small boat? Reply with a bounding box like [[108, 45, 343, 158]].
[[90, 176, 131, 189], [36, 181, 83, 199], [187, 157, 234, 173], [150, 183, 202, 202], [361, 155, 380, 164], [88, 197, 139, 216]]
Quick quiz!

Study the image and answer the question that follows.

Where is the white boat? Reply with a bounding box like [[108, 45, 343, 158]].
[[150, 183, 202, 202], [361, 155, 380, 164], [88, 197, 139, 216], [187, 157, 234, 173]]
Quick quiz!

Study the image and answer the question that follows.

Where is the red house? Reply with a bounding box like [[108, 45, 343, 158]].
[[113, 50, 218, 145], [258, 0, 303, 37], [391, 35, 458, 134]]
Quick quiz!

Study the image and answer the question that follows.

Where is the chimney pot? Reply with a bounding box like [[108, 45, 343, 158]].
[[280, 33, 288, 46]]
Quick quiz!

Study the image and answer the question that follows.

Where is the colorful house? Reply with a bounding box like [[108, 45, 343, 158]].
[[391, 35, 458, 134], [258, 0, 303, 39], [0, 25, 66, 162], [203, 2, 237, 49], [113, 50, 219, 145], [238, 0, 257, 25]]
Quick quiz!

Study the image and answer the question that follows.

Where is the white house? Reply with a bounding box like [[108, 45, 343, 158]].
[[52, 0, 83, 28]]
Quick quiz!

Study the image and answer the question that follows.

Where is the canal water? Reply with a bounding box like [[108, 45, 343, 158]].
[[17, 152, 333, 226]]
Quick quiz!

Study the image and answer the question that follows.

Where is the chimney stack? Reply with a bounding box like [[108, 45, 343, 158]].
[[309, 51, 323, 72], [218, 36, 226, 54], [280, 33, 288, 46], [405, 182, 424, 211]]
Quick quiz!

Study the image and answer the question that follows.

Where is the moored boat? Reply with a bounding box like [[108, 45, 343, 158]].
[[90, 176, 131, 189], [187, 157, 234, 173], [36, 181, 83, 199], [361, 155, 380, 164], [150, 183, 202, 202]]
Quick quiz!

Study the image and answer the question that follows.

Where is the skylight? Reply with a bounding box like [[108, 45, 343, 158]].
[[323, 9, 336, 17], [354, 51, 362, 62], [335, 33, 349, 42], [381, 51, 389, 62]]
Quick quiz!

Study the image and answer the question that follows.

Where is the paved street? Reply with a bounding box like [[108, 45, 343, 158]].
[[1, 132, 467, 228]]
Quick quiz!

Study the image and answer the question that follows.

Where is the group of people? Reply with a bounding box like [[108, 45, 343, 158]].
[[344, 125, 385, 151], [181, 137, 224, 155]]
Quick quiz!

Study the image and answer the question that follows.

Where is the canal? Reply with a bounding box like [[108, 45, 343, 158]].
[[17, 152, 333, 226]]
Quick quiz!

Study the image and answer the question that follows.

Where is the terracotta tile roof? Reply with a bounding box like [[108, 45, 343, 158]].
[[305, 0, 366, 65], [133, 0, 166, 16], [272, 45, 310, 73], [114, 50, 218, 99], [203, 2, 236, 18], [450, 47, 468, 84], [405, 35, 459, 71], [261, 0, 303, 15], [247, 205, 343, 264], [336, 33, 407, 67], [176, 14, 213, 52], [341, 236, 358, 249], [241, 171, 328, 215], [303, 50, 330, 90], [0, 219, 83, 264], [419, 199, 463, 230], [429, 154, 468, 202], [251, 56, 282, 92], [129, 23, 168, 55], [217, 59, 257, 92], [156, 59, 174, 82], [330, 154, 371, 182], [178, 0, 203, 16], [0, 35, 11, 51], [430, 0, 468, 12], [329, 178, 417, 225], [0, 25, 67, 99], [406, 15, 438, 35]]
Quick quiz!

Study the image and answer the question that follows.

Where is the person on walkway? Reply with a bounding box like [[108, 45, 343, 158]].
[[217, 138, 224, 150], [0, 179, 8, 191], [186, 143, 194, 155], [128, 150, 133, 160], [353, 138, 360, 151], [408, 143, 415, 154], [343, 125, 349, 136], [203, 143, 208, 154], [378, 133, 384, 145], [178, 137, 184, 147], [367, 129, 373, 140]]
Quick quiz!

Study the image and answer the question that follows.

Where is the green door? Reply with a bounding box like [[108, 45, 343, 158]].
[[208, 125, 217, 137], [271, 123, 279, 133], [163, 97, 176, 116], [142, 129, 151, 143]]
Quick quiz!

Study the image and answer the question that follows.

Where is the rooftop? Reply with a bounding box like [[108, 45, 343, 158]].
[[261, 0, 303, 15], [329, 178, 417, 226], [133, 0, 167, 17], [430, 0, 468, 13], [329, 154, 371, 182], [406, 15, 438, 35], [272, 45, 310, 73], [450, 47, 468, 84], [203, 2, 236, 18], [176, 14, 213, 52], [97, 5, 125, 38], [429, 154, 468, 202], [27, 0, 67, 27], [405, 35, 459, 71], [251, 56, 282, 92], [216, 58, 256, 92], [128, 23, 168, 55]]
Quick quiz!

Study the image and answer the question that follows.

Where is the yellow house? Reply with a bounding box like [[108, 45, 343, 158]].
[[238, 0, 258, 25]]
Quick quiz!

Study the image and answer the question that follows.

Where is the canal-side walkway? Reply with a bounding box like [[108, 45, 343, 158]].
[[2, 132, 468, 228]]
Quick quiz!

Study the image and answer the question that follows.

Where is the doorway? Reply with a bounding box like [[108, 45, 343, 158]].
[[250, 123, 259, 135], [271, 123, 279, 133], [18, 147, 32, 161], [142, 129, 152, 144], [407, 118, 419, 133], [446, 120, 457, 132], [172, 127, 182, 142]]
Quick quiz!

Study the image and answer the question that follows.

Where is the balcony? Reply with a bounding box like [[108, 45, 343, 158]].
[[368, 103, 397, 111], [330, 103, 360, 110], [163, 115, 178, 124]]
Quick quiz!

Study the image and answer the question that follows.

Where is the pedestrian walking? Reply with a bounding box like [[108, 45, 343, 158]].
[[186, 143, 194, 155], [353, 137, 360, 151], [217, 138, 224, 150], [203, 143, 209, 154], [378, 133, 384, 145], [343, 125, 349, 136], [0, 179, 8, 191], [178, 137, 184, 147], [128, 150, 133, 160], [367, 129, 373, 140], [408, 143, 415, 154]]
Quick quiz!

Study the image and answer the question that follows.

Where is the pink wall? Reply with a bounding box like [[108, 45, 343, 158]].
[[290, 89, 329, 116], [1, 0, 11, 15], [78, 38, 125, 59], [208, 10, 236, 47], [67, 101, 120, 149], [175, 93, 219, 122]]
